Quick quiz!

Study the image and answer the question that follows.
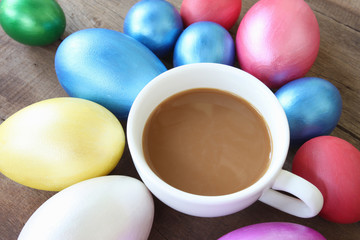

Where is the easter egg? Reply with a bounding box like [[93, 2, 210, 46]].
[[218, 222, 326, 240], [124, 0, 183, 57], [0, 98, 125, 191], [19, 176, 154, 240], [236, 0, 320, 89], [292, 136, 360, 224], [0, 0, 66, 45], [275, 77, 342, 145], [55, 28, 167, 119], [173, 22, 235, 67], [180, 0, 242, 30]]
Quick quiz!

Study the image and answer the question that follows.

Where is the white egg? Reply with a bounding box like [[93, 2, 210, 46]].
[[18, 176, 154, 240]]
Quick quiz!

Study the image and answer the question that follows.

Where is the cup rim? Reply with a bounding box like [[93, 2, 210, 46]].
[[127, 63, 290, 204]]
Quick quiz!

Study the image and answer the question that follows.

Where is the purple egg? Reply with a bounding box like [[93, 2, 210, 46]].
[[218, 222, 326, 240]]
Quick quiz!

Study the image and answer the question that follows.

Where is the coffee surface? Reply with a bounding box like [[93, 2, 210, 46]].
[[143, 88, 272, 196]]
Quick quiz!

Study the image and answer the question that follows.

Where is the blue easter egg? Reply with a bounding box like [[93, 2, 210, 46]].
[[55, 28, 167, 118], [124, 0, 183, 57], [275, 77, 342, 144], [173, 21, 235, 67]]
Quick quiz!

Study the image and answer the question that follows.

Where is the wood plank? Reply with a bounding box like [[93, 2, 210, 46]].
[[307, 10, 360, 149], [306, 0, 360, 31]]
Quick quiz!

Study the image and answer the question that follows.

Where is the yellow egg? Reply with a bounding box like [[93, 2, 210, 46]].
[[0, 97, 125, 191]]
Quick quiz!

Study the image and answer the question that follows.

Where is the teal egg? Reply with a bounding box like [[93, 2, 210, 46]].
[[55, 28, 167, 118]]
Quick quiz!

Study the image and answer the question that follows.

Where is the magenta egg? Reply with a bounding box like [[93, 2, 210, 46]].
[[218, 222, 326, 240], [236, 0, 320, 89], [180, 0, 242, 30], [293, 136, 360, 224]]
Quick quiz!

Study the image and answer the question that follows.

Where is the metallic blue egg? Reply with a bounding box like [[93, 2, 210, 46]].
[[55, 28, 167, 119], [275, 77, 342, 145], [124, 0, 183, 58], [173, 21, 235, 67]]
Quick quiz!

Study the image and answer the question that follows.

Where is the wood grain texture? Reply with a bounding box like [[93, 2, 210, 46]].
[[0, 0, 359, 239], [306, 0, 360, 30]]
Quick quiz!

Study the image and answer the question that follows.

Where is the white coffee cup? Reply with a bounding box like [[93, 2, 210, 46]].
[[127, 63, 323, 218]]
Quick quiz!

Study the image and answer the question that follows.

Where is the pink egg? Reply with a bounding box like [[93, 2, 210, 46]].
[[292, 136, 360, 223], [218, 222, 326, 240], [236, 0, 320, 89], [180, 0, 242, 30]]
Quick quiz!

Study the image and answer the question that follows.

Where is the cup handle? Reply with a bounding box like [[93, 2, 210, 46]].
[[258, 169, 324, 218]]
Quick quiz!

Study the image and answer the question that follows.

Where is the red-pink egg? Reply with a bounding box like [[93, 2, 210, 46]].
[[236, 0, 320, 89], [180, 0, 242, 30], [292, 136, 360, 224]]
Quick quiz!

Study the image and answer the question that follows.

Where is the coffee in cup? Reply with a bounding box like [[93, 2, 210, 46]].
[[143, 88, 272, 196]]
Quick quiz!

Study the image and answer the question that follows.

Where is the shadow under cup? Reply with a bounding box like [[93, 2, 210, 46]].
[[127, 63, 295, 217]]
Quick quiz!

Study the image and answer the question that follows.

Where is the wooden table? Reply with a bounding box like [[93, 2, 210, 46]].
[[0, 0, 359, 239]]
